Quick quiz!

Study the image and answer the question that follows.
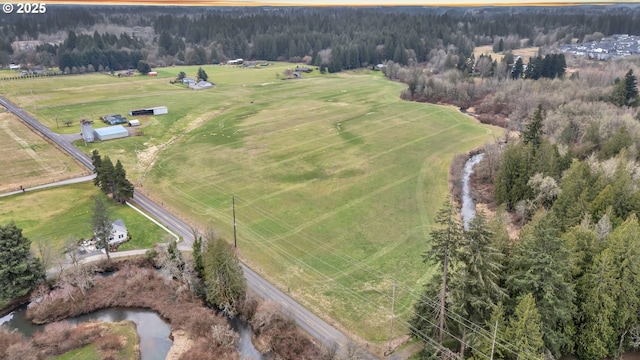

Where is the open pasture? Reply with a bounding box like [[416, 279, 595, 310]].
[[0, 112, 87, 193], [8, 65, 503, 343]]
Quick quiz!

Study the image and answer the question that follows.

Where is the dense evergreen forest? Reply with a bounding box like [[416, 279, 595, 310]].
[[1, 5, 640, 72]]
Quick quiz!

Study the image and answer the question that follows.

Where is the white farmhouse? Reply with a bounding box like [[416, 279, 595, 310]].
[[108, 219, 128, 245]]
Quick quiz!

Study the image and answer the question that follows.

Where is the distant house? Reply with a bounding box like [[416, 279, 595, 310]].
[[182, 77, 196, 85], [118, 69, 134, 77], [8, 64, 21, 70], [295, 66, 313, 73], [93, 125, 129, 141], [148, 71, 158, 76], [190, 80, 214, 90], [227, 58, 244, 65], [108, 219, 128, 245]]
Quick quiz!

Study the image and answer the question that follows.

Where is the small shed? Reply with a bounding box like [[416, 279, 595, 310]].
[[94, 125, 128, 141], [148, 71, 158, 76], [128, 119, 141, 127]]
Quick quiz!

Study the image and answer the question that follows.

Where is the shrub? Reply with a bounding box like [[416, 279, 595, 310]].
[[0, 328, 25, 358], [96, 334, 124, 352], [4, 342, 37, 360]]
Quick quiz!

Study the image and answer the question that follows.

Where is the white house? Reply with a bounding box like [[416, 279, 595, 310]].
[[108, 219, 128, 245], [196, 80, 212, 88], [9, 64, 21, 70]]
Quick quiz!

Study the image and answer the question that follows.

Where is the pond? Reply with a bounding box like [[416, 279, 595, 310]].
[[1, 305, 263, 359], [1, 306, 172, 360]]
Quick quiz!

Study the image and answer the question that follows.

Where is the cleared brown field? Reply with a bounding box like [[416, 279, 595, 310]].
[[474, 44, 541, 62], [0, 111, 87, 193]]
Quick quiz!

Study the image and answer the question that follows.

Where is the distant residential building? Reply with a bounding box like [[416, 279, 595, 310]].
[[8, 64, 21, 70], [182, 77, 196, 85], [559, 34, 640, 60], [198, 80, 212, 87]]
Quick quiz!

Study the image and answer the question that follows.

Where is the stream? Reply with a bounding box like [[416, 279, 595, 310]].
[[460, 153, 485, 230], [1, 305, 262, 360]]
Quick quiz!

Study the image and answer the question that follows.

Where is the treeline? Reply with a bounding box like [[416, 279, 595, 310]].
[[53, 31, 144, 72], [413, 156, 640, 359], [3, 6, 640, 72], [407, 57, 640, 360]]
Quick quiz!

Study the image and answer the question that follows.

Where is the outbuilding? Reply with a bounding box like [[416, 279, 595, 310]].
[[128, 119, 141, 126], [93, 125, 129, 141], [80, 119, 95, 143], [129, 106, 168, 116]]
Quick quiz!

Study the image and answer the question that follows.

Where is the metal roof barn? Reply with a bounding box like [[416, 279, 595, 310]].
[[129, 106, 168, 116], [93, 125, 129, 141]]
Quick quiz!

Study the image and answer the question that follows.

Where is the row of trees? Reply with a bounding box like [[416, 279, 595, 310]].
[[521, 54, 568, 80], [6, 6, 638, 72], [90, 150, 134, 204]]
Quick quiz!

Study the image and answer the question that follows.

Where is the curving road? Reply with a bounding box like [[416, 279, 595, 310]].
[[0, 95, 377, 359]]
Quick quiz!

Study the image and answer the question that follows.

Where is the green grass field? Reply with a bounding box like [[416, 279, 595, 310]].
[[0, 182, 168, 262], [2, 64, 503, 344], [53, 321, 139, 360]]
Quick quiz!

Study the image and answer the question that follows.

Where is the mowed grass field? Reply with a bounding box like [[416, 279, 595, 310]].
[[0, 182, 168, 262], [0, 111, 87, 193], [3, 64, 503, 343]]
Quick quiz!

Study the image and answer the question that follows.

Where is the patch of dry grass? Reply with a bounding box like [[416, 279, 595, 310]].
[[0, 113, 87, 193]]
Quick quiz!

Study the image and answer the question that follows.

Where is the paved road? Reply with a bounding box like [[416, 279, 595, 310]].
[[0, 174, 96, 198], [0, 95, 377, 358], [0, 97, 94, 169]]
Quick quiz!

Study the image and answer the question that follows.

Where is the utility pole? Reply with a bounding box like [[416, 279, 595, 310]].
[[490, 319, 498, 360], [388, 282, 396, 355], [233, 194, 237, 248], [55, 116, 59, 129]]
